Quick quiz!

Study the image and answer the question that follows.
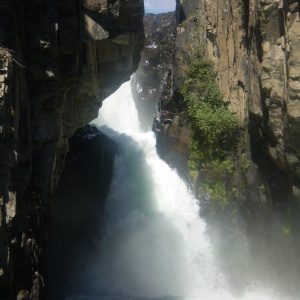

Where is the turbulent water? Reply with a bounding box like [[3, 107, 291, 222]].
[[77, 79, 292, 300], [53, 78, 296, 300]]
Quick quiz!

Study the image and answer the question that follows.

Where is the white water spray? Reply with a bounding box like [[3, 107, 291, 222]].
[[89, 80, 288, 300]]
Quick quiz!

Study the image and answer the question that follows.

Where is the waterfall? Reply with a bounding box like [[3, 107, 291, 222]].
[[86, 79, 287, 300], [91, 80, 217, 298]]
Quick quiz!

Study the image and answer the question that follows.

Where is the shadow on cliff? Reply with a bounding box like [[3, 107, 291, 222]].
[[47, 125, 116, 299]]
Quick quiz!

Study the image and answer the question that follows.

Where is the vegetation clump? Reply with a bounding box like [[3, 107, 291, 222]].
[[180, 57, 240, 218]]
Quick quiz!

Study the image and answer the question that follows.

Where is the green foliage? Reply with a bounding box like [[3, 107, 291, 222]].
[[241, 153, 251, 173], [238, 1, 246, 16], [258, 184, 267, 193], [282, 224, 290, 236], [201, 159, 237, 209], [180, 58, 239, 159], [188, 140, 237, 215], [204, 183, 228, 208], [178, 14, 198, 28], [181, 57, 240, 218]]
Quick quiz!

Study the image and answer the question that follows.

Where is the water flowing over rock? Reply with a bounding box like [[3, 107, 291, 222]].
[[1, 0, 300, 298], [0, 1, 144, 298]]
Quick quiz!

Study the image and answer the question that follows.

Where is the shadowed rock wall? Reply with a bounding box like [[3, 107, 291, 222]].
[[47, 125, 116, 300], [0, 0, 144, 298]]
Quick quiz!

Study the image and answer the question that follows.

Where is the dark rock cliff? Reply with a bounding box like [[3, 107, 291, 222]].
[[0, 0, 144, 298]]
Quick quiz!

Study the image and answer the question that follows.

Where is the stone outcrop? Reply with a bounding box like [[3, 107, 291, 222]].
[[0, 0, 144, 298]]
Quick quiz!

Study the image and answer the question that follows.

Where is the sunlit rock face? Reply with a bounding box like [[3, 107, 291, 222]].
[[174, 0, 300, 201], [170, 0, 300, 203], [0, 0, 144, 298], [157, 0, 300, 296]]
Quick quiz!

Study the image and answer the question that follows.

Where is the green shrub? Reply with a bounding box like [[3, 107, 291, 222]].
[[180, 58, 239, 158], [181, 57, 240, 217], [238, 1, 246, 16]]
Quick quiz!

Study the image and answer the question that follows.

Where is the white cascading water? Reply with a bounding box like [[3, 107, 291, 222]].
[[89, 79, 286, 300]]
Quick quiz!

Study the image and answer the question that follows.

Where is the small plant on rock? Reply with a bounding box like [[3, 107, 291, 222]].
[[180, 58, 239, 159]]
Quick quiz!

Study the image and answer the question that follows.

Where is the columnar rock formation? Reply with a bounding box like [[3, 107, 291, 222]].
[[172, 0, 300, 201], [0, 0, 144, 298]]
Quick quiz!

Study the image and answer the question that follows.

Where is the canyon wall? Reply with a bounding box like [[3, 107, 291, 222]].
[[0, 0, 144, 299], [173, 0, 300, 205], [1, 0, 300, 298], [157, 0, 300, 295]]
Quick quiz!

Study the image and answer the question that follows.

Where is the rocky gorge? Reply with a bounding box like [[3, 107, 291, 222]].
[[1, 0, 300, 299]]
